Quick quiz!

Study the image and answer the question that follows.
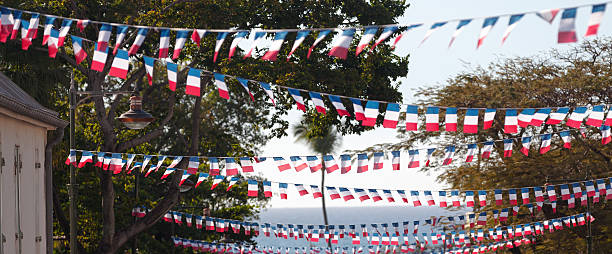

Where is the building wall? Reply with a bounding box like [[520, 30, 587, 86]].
[[0, 110, 48, 254]]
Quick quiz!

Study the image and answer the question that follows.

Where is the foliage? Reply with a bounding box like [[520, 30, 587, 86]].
[[356, 38, 612, 253], [0, 0, 410, 253]]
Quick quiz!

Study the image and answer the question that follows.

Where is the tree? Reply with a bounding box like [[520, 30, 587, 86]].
[[1, 0, 410, 253], [293, 114, 343, 247], [359, 38, 612, 253]]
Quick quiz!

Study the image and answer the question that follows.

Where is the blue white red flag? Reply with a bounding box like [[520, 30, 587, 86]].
[[77, 151, 93, 168], [190, 29, 207, 46], [420, 22, 446, 46], [185, 68, 201, 96], [560, 131, 572, 148], [424, 148, 435, 167], [308, 30, 331, 59], [363, 101, 379, 126], [504, 109, 518, 133], [244, 31, 266, 59], [465, 191, 475, 207], [465, 144, 477, 162], [263, 181, 272, 197], [369, 189, 382, 202], [128, 28, 148, 55], [445, 107, 457, 132], [158, 29, 170, 58], [558, 8, 578, 43], [410, 191, 422, 207], [536, 9, 560, 24], [425, 106, 439, 131], [372, 26, 398, 50], [210, 175, 224, 190], [531, 108, 551, 126], [142, 56, 155, 85], [503, 139, 513, 157], [508, 189, 518, 205], [186, 156, 199, 174], [383, 190, 395, 202], [91, 42, 109, 72], [567, 106, 587, 128], [521, 188, 531, 204], [483, 108, 496, 129], [547, 107, 569, 125], [287, 30, 310, 61], [517, 108, 535, 127], [311, 185, 323, 198], [356, 27, 377, 56], [405, 105, 418, 131], [75, 18, 88, 32], [306, 155, 322, 172], [279, 183, 288, 199], [340, 154, 352, 174], [502, 14, 524, 44], [339, 187, 354, 201], [167, 156, 183, 168], [407, 150, 419, 168], [586, 105, 605, 127], [161, 167, 176, 179], [397, 190, 409, 203], [309, 92, 326, 114], [273, 157, 292, 172], [259, 82, 276, 105], [357, 153, 368, 173], [25, 13, 39, 39], [391, 151, 400, 170], [287, 88, 306, 112], [40, 16, 56, 45], [450, 190, 460, 207], [463, 109, 479, 133], [70, 36, 87, 65], [323, 155, 339, 173], [520, 136, 532, 156], [329, 95, 350, 116], [166, 62, 178, 91], [438, 191, 447, 207], [424, 191, 435, 206], [227, 31, 248, 59], [290, 156, 308, 172], [65, 150, 77, 166], [109, 49, 130, 79], [354, 188, 370, 202], [601, 125, 611, 145], [238, 157, 253, 173], [109, 153, 123, 173], [209, 157, 220, 175], [194, 173, 208, 188], [247, 179, 258, 197], [46, 29, 61, 58], [20, 20, 32, 50], [225, 158, 239, 176], [213, 32, 228, 62], [477, 17, 498, 48], [478, 190, 487, 206], [448, 19, 471, 48], [327, 187, 341, 200], [179, 171, 191, 186], [262, 31, 288, 61], [372, 152, 384, 170], [328, 28, 355, 59], [6, 10, 20, 41], [442, 146, 455, 165], [172, 29, 190, 59], [213, 73, 230, 99], [55, 18, 72, 47], [540, 133, 552, 154], [350, 98, 365, 121], [586, 4, 606, 36]]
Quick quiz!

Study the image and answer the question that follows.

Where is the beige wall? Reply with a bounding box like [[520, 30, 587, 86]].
[[0, 109, 50, 254]]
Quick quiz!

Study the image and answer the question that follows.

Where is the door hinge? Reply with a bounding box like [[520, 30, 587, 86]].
[[35, 236, 42, 242], [1, 233, 5, 243], [15, 231, 23, 239], [1, 157, 4, 166]]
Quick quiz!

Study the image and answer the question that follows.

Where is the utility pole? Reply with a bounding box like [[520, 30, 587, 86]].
[[68, 74, 78, 254]]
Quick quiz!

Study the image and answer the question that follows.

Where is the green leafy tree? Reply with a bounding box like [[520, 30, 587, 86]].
[[1, 0, 410, 253], [359, 38, 612, 253]]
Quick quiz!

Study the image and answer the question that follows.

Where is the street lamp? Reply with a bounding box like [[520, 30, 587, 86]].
[[117, 96, 155, 129]]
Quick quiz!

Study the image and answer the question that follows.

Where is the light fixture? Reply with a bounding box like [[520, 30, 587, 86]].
[[179, 179, 194, 193], [117, 96, 155, 129]]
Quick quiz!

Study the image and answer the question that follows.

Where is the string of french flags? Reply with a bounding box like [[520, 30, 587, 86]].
[[168, 213, 593, 254], [0, 1, 609, 68], [133, 190, 603, 241], [4, 5, 612, 133]]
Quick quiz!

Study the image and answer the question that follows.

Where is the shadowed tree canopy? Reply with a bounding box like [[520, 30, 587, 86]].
[[0, 0, 410, 253], [354, 38, 612, 253]]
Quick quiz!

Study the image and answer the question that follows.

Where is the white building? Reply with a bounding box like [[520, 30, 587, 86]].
[[0, 72, 66, 254]]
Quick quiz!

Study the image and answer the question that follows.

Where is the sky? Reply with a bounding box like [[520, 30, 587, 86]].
[[251, 0, 610, 208]]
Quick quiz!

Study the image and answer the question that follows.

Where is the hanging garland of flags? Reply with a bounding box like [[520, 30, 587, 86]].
[[1, 2, 610, 65], [169, 213, 593, 253]]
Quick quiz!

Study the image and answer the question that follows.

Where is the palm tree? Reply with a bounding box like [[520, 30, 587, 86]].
[[293, 116, 342, 248]]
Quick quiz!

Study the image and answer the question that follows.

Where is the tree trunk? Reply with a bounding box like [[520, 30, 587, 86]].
[[320, 156, 331, 248]]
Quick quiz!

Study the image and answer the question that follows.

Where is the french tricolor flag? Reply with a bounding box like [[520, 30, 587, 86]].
[[586, 4, 606, 37], [503, 139, 513, 157], [354, 188, 370, 202], [585, 181, 596, 197], [244, 31, 266, 59], [262, 31, 288, 61], [572, 183, 583, 199], [307, 30, 331, 58], [306, 155, 322, 172], [397, 190, 409, 203], [236, 78, 253, 100], [128, 28, 148, 55], [483, 108, 496, 129], [566, 107, 587, 128], [424, 148, 435, 167], [263, 181, 272, 197], [560, 131, 572, 148], [540, 133, 552, 154], [91, 42, 109, 72], [109, 153, 123, 173], [187, 29, 206, 48], [372, 152, 384, 170], [287, 88, 306, 112], [357, 153, 368, 173], [363, 101, 379, 126], [425, 106, 439, 131], [586, 105, 605, 127], [77, 151, 93, 168], [259, 82, 276, 105], [391, 151, 400, 171], [340, 154, 352, 173], [238, 157, 253, 173], [172, 30, 190, 60], [71, 36, 87, 65], [369, 189, 382, 202], [383, 190, 395, 202], [75, 19, 88, 32], [247, 180, 258, 197], [448, 19, 471, 48], [537, 8, 560, 24], [531, 108, 551, 126], [520, 136, 532, 156], [450, 191, 460, 207], [65, 150, 77, 166], [508, 189, 518, 205], [47, 29, 60, 58], [0, 8, 14, 42], [309, 92, 326, 114], [465, 144, 477, 162], [112, 25, 128, 55], [179, 171, 191, 186], [355, 27, 377, 56], [545, 109, 569, 127], [463, 108, 479, 133], [142, 56, 155, 85], [327, 187, 341, 200], [560, 184, 571, 200], [227, 31, 247, 59], [558, 8, 578, 43], [372, 26, 398, 50], [465, 191, 475, 207], [602, 125, 611, 145], [25, 13, 39, 39], [41, 16, 56, 45], [521, 188, 530, 204], [295, 184, 309, 196], [410, 191, 422, 207], [420, 22, 447, 46], [445, 107, 457, 132], [274, 157, 292, 172], [209, 157, 220, 175], [424, 191, 435, 206], [323, 155, 339, 173], [407, 150, 419, 168], [329, 95, 350, 116], [279, 183, 288, 199], [57, 19, 73, 47], [442, 146, 455, 165], [290, 156, 308, 172], [438, 191, 447, 207], [185, 68, 201, 96], [286, 30, 310, 61], [494, 189, 503, 205], [504, 109, 518, 133], [477, 17, 498, 49], [157, 29, 171, 58], [109, 49, 130, 79], [350, 98, 365, 121], [213, 73, 230, 99], [383, 103, 400, 128], [517, 108, 535, 127], [311, 185, 323, 198], [501, 14, 524, 45], [328, 28, 356, 59], [166, 62, 178, 91], [10, 11, 22, 40], [405, 105, 418, 131], [225, 158, 239, 176]]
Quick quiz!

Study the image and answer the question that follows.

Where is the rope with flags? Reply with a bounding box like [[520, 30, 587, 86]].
[[169, 213, 593, 253], [1, 1, 610, 64]]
